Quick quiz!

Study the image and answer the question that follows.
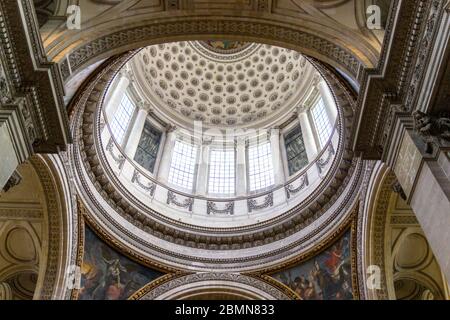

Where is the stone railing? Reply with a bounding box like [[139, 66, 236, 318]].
[[101, 121, 339, 222]]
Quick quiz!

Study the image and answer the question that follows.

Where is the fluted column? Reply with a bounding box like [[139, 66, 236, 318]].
[[236, 137, 247, 196], [104, 71, 130, 124], [270, 128, 285, 186], [317, 79, 338, 125], [124, 107, 148, 159], [157, 127, 177, 184], [297, 106, 319, 162], [196, 143, 210, 195]]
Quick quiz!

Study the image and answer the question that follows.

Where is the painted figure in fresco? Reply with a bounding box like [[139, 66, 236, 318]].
[[274, 233, 353, 300], [78, 228, 163, 300], [201, 40, 249, 53]]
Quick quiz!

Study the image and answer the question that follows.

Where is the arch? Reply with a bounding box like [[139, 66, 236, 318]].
[[29, 154, 75, 300], [130, 273, 296, 300], [43, 1, 387, 87], [360, 163, 449, 300]]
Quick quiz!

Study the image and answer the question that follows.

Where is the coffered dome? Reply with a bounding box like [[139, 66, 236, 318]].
[[130, 41, 316, 129]]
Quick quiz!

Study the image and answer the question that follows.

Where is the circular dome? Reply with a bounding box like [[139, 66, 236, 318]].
[[71, 42, 358, 272], [132, 41, 314, 129]]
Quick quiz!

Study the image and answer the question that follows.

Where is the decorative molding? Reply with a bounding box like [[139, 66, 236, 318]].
[[316, 143, 336, 173], [355, 0, 447, 159], [105, 137, 126, 169], [131, 170, 156, 197], [247, 193, 273, 213], [0, 208, 42, 220], [285, 173, 309, 199], [207, 201, 234, 215], [66, 19, 362, 83], [390, 215, 419, 225], [0, 0, 70, 153], [131, 273, 294, 300], [166, 191, 194, 212], [29, 155, 63, 300], [391, 179, 407, 201]]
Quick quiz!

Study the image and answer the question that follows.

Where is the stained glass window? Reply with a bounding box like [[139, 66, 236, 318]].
[[134, 121, 162, 173], [285, 124, 308, 176]]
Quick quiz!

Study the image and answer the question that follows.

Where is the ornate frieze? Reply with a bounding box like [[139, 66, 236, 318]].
[[166, 191, 194, 212], [0, 0, 70, 153], [285, 173, 309, 199], [316, 143, 336, 174], [207, 201, 235, 215], [105, 138, 126, 170], [131, 170, 156, 197], [66, 19, 362, 83], [131, 273, 294, 300], [354, 0, 447, 161], [247, 193, 274, 213]]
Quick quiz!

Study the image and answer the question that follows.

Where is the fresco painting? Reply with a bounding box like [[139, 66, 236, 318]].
[[273, 231, 354, 300], [78, 227, 163, 300]]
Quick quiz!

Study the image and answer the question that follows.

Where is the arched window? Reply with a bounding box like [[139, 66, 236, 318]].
[[168, 140, 198, 190], [110, 93, 135, 144], [208, 148, 235, 195], [247, 141, 275, 192], [311, 98, 332, 148]]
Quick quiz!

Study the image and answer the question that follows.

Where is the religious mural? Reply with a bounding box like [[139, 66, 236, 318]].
[[78, 227, 163, 300], [199, 40, 250, 53], [272, 231, 353, 300]]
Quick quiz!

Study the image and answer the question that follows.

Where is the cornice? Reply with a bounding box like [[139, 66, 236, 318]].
[[130, 272, 295, 300], [354, 0, 447, 160], [0, 0, 70, 153]]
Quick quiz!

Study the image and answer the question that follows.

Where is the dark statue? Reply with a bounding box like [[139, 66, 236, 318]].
[[413, 111, 450, 154]]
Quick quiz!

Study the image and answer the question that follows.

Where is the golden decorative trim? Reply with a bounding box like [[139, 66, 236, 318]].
[[252, 274, 300, 300], [70, 196, 85, 300], [128, 273, 188, 300], [245, 205, 360, 299]]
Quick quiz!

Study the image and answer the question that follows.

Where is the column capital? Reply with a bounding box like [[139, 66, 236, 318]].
[[296, 104, 308, 114], [268, 127, 281, 140], [139, 101, 152, 113], [312, 73, 322, 88], [118, 68, 135, 83], [165, 124, 177, 133]]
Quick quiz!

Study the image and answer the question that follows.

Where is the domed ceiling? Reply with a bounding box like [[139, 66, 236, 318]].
[[130, 41, 316, 129]]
